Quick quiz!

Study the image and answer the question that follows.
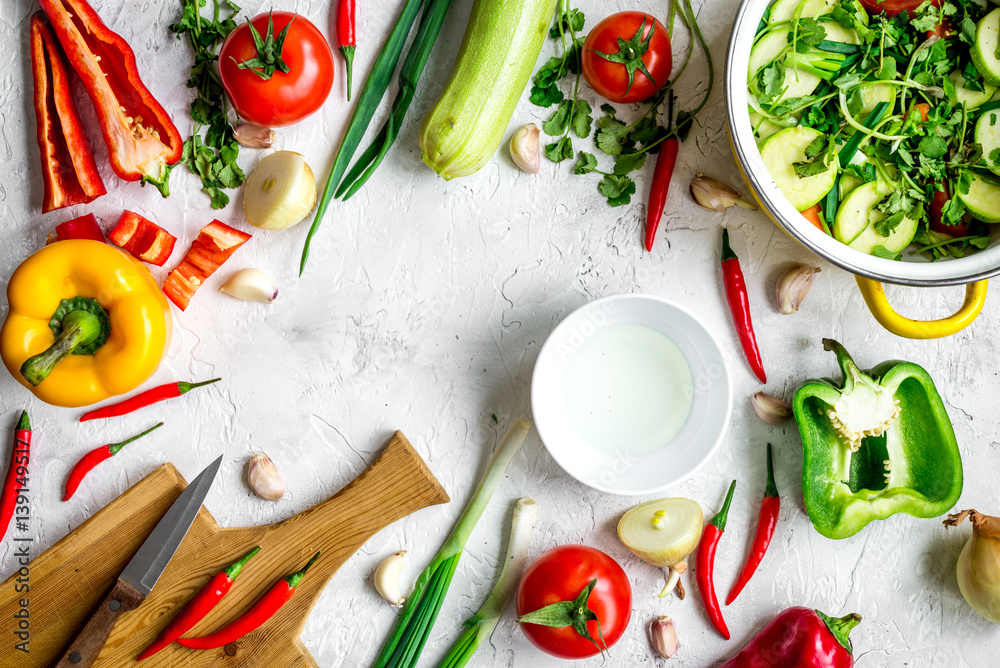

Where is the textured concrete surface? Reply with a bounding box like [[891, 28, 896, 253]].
[[1, 0, 999, 665]]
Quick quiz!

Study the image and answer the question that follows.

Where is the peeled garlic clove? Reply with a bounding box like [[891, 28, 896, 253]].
[[221, 268, 278, 303], [509, 123, 541, 174], [775, 264, 821, 314], [690, 173, 758, 212], [650, 616, 679, 659], [247, 454, 286, 501], [374, 550, 407, 606], [234, 123, 276, 149], [752, 392, 792, 425]]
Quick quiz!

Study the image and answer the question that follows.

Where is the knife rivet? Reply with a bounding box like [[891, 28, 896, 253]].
[[69, 651, 82, 663], [109, 599, 121, 611]]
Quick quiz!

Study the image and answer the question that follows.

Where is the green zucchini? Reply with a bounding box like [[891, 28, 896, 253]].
[[833, 181, 918, 255], [976, 108, 1000, 175], [419, 0, 558, 179], [958, 171, 1000, 222], [759, 126, 839, 209], [950, 71, 997, 110], [972, 8, 1000, 87]]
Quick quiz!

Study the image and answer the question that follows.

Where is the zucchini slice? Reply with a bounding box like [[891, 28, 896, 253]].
[[958, 171, 1000, 223], [769, 0, 866, 23], [950, 71, 997, 110], [976, 108, 1000, 176], [750, 31, 822, 102], [834, 181, 918, 255], [972, 8, 1000, 87], [760, 126, 839, 210], [750, 111, 787, 142]]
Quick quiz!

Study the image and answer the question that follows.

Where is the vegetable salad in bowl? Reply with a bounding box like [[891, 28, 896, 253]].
[[747, 0, 1000, 261]]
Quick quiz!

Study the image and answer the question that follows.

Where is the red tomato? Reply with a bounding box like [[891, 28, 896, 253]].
[[582, 12, 672, 103], [516, 545, 632, 659], [219, 12, 334, 127], [858, 0, 938, 17], [928, 183, 969, 236]]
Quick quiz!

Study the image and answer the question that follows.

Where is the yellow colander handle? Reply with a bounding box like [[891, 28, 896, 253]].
[[855, 276, 988, 339]]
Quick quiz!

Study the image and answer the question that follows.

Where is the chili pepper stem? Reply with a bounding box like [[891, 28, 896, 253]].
[[225, 545, 262, 579], [21, 310, 101, 386], [286, 551, 321, 587], [764, 443, 778, 498], [711, 480, 737, 530], [816, 610, 862, 653], [108, 422, 165, 455], [17, 411, 30, 432], [341, 45, 355, 100], [178, 378, 222, 393], [721, 228, 737, 261]]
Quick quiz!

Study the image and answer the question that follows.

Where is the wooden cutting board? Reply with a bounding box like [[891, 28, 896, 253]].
[[0, 430, 449, 666]]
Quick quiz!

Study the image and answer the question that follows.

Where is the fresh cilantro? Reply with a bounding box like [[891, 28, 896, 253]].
[[532, 8, 590, 161], [793, 136, 832, 178], [789, 18, 827, 53], [877, 56, 897, 80], [544, 101, 572, 136], [871, 245, 901, 260], [918, 135, 949, 159], [545, 137, 574, 163], [550, 9, 585, 37], [758, 61, 786, 104], [530, 83, 565, 107], [613, 151, 646, 175], [574, 152, 599, 174], [572, 100, 593, 138], [595, 112, 630, 156], [675, 109, 695, 142], [599, 174, 637, 206]]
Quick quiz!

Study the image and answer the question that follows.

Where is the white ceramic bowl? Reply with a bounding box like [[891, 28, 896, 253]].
[[531, 294, 732, 495]]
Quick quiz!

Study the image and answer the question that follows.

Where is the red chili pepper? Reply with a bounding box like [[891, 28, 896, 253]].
[[177, 551, 321, 650], [0, 412, 31, 542], [62, 422, 164, 501], [721, 229, 767, 383], [719, 606, 862, 668], [337, 0, 356, 100], [38, 0, 183, 195], [726, 444, 780, 605], [696, 479, 736, 640], [29, 12, 105, 213], [55, 213, 106, 243], [137, 545, 262, 661], [108, 210, 178, 266], [644, 137, 679, 252], [79, 378, 221, 422]]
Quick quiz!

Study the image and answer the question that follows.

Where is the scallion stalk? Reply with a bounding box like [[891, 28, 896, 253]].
[[372, 419, 532, 668]]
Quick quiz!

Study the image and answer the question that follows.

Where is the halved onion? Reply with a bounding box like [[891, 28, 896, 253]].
[[243, 151, 317, 230], [619, 498, 703, 598]]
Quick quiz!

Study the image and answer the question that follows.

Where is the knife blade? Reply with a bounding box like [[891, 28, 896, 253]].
[[53, 455, 223, 667]]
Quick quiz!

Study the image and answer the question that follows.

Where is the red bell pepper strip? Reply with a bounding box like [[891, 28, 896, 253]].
[[108, 210, 178, 266], [696, 479, 736, 640], [0, 412, 31, 543], [719, 606, 862, 668], [337, 0, 357, 100], [30, 13, 105, 213], [80, 378, 221, 422], [37, 0, 183, 195], [136, 545, 262, 661], [726, 444, 780, 605], [55, 213, 106, 243], [644, 137, 679, 252], [62, 422, 163, 501], [163, 221, 252, 311], [721, 229, 767, 383], [177, 551, 321, 649]]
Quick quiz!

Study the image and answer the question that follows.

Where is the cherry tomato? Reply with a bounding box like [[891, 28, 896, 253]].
[[858, 0, 938, 17], [928, 183, 969, 236], [219, 12, 334, 127], [581, 12, 672, 103], [516, 545, 632, 659]]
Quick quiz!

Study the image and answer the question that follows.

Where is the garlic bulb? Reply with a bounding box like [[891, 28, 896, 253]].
[[775, 265, 821, 314], [374, 550, 407, 606], [221, 268, 278, 302], [247, 454, 286, 501], [752, 392, 792, 425], [650, 616, 679, 659], [509, 124, 540, 174], [945, 510, 1000, 624], [690, 174, 758, 212], [234, 123, 276, 149]]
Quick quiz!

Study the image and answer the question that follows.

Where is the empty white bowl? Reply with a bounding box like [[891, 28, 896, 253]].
[[531, 294, 732, 495]]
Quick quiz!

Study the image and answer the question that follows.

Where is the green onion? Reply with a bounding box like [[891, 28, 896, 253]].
[[372, 419, 532, 668], [824, 179, 839, 227], [816, 40, 861, 55], [838, 100, 889, 165], [436, 498, 538, 668]]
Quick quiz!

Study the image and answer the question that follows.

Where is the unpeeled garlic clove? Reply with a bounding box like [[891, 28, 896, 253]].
[[247, 454, 286, 501], [509, 123, 541, 174], [650, 616, 679, 659], [374, 550, 407, 606], [775, 264, 821, 314], [234, 123, 276, 149], [752, 392, 792, 425], [221, 268, 278, 303], [690, 173, 758, 212]]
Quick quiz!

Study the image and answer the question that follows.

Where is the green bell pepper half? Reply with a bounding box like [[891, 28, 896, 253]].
[[793, 339, 962, 540]]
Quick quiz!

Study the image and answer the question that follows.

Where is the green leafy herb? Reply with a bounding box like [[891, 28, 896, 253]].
[[573, 151, 598, 174], [550, 8, 585, 37], [599, 174, 637, 206], [533, 8, 592, 162], [793, 136, 832, 178]]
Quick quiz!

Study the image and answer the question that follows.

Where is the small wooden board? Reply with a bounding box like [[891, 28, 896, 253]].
[[0, 431, 449, 666]]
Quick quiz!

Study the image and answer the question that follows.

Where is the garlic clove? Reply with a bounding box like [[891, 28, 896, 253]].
[[234, 123, 276, 149], [509, 123, 541, 174], [775, 264, 821, 314], [752, 392, 793, 425], [650, 615, 679, 659], [247, 454, 286, 501], [221, 268, 278, 303], [690, 173, 759, 212], [374, 550, 407, 606]]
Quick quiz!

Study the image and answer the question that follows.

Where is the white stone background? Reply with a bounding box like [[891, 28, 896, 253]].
[[1, 0, 999, 665]]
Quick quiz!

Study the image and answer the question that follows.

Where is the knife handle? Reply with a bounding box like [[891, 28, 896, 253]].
[[53, 578, 144, 668]]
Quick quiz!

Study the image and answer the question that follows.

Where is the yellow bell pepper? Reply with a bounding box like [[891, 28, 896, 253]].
[[0, 239, 172, 407]]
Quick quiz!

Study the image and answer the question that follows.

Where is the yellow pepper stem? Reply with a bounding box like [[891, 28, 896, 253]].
[[21, 306, 105, 386]]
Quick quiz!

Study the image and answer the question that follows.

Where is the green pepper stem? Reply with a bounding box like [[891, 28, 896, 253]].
[[223, 545, 262, 580], [709, 480, 738, 531], [721, 229, 738, 262], [816, 609, 861, 654], [178, 378, 222, 394], [764, 443, 778, 498], [285, 551, 321, 588], [17, 411, 30, 431], [108, 422, 165, 456], [20, 310, 103, 386], [822, 338, 863, 386]]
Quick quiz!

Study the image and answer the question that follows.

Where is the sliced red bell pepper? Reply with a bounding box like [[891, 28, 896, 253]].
[[30, 12, 105, 213], [38, 0, 182, 196], [163, 221, 251, 311], [55, 213, 105, 243], [108, 210, 177, 266]]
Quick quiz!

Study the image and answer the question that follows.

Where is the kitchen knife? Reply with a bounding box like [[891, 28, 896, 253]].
[[53, 455, 223, 667]]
